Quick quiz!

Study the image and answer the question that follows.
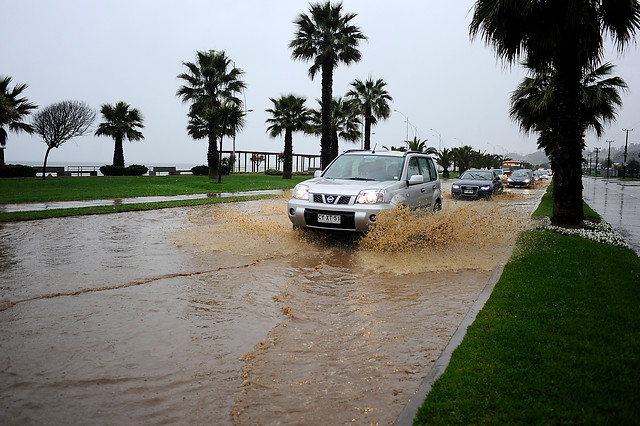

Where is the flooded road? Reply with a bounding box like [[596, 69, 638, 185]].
[[0, 183, 546, 425]]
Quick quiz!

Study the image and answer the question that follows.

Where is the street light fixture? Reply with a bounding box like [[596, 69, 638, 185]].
[[430, 128, 442, 151], [232, 108, 253, 172], [394, 109, 410, 146]]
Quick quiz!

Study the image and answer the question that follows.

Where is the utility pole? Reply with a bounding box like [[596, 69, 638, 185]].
[[594, 147, 601, 177], [588, 152, 592, 175], [606, 140, 613, 178], [622, 128, 633, 179]]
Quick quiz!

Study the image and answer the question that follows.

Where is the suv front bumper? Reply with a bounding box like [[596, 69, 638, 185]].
[[288, 198, 391, 232]]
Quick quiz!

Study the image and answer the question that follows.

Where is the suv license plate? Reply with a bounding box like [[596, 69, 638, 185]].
[[317, 213, 341, 224], [464, 190, 474, 194]]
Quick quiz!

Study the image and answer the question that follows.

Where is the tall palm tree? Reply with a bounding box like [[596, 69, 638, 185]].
[[452, 145, 474, 175], [211, 103, 245, 183], [0, 76, 38, 165], [290, 1, 366, 168], [436, 147, 455, 178], [346, 77, 392, 150], [177, 50, 246, 180], [470, 0, 640, 225], [511, 62, 627, 182], [310, 97, 361, 155], [95, 101, 144, 167], [265, 95, 312, 179]]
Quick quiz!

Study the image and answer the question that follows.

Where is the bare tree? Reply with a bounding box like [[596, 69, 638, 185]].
[[32, 101, 95, 179]]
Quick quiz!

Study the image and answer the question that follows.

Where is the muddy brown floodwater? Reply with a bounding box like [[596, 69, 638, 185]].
[[0, 182, 546, 425]]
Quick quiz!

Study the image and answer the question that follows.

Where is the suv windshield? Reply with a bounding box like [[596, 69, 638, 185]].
[[323, 154, 404, 181]]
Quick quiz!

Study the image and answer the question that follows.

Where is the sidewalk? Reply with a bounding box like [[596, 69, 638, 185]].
[[582, 177, 640, 255]]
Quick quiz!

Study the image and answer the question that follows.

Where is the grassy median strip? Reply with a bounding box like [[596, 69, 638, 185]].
[[0, 195, 278, 222], [414, 191, 640, 424], [0, 174, 307, 222], [0, 174, 308, 204]]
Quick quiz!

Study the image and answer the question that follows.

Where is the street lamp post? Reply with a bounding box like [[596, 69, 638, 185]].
[[430, 128, 442, 151], [394, 109, 410, 146], [606, 140, 613, 178], [622, 128, 633, 178], [232, 109, 253, 172]]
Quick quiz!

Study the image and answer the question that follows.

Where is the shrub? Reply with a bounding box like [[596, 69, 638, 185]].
[[220, 164, 231, 176], [100, 164, 148, 176], [0, 164, 38, 178], [100, 165, 125, 176], [265, 169, 283, 176], [191, 165, 209, 176], [126, 164, 148, 176]]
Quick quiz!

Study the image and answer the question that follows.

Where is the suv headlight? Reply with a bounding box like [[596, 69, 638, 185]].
[[292, 184, 309, 200], [356, 189, 384, 204]]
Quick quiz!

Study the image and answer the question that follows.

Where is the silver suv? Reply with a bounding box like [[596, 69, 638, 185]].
[[288, 149, 442, 232]]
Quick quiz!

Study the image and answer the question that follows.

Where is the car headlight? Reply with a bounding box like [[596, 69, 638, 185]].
[[480, 185, 491, 190], [452, 184, 459, 189], [507, 178, 513, 182], [292, 184, 309, 200], [356, 189, 384, 204], [524, 179, 530, 183]]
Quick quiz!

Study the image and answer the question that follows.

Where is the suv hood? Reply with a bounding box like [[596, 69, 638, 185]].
[[305, 177, 399, 196]]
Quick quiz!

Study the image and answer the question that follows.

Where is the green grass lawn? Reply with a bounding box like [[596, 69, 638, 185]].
[[0, 173, 310, 222], [413, 187, 640, 424], [0, 174, 309, 203]]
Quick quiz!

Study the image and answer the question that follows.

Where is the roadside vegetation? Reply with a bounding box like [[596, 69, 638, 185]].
[[413, 186, 640, 424], [0, 174, 308, 222]]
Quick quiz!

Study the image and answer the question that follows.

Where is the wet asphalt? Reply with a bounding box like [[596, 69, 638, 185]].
[[582, 176, 640, 256]]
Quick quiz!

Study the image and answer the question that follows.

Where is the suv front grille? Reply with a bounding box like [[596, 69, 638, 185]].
[[312, 194, 351, 204]]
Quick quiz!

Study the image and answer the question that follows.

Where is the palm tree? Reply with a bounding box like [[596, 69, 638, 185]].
[[0, 76, 38, 165], [212, 103, 245, 183], [435, 147, 455, 178], [346, 77, 392, 150], [470, 0, 640, 225], [511, 62, 627, 183], [95, 101, 144, 167], [310, 97, 361, 155], [265, 95, 312, 179], [452, 145, 474, 175], [290, 1, 366, 168], [177, 50, 246, 180]]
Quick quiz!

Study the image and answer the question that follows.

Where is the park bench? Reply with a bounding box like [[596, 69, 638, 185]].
[[34, 166, 70, 176], [149, 166, 176, 176], [150, 166, 192, 176], [67, 166, 99, 176]]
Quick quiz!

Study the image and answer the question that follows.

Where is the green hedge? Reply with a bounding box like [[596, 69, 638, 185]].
[[191, 165, 208, 176], [100, 164, 148, 176], [0, 164, 37, 178]]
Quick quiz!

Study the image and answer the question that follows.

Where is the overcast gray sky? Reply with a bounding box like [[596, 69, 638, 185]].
[[2, 0, 639, 166]]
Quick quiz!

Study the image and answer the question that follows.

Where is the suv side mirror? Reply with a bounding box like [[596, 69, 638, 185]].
[[314, 170, 322, 178], [408, 174, 424, 185]]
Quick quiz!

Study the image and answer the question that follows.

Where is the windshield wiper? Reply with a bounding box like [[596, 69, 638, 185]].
[[348, 177, 371, 180]]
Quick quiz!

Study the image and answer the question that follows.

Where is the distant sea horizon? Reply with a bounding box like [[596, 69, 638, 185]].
[[12, 160, 201, 170]]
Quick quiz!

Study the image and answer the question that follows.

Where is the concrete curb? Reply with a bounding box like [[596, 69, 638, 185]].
[[394, 263, 505, 425]]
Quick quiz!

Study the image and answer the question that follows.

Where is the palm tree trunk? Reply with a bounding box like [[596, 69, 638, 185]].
[[321, 62, 334, 168], [551, 63, 584, 226], [217, 136, 223, 184], [364, 105, 372, 150], [283, 129, 293, 180], [113, 135, 125, 167], [42, 146, 52, 180], [207, 132, 218, 180]]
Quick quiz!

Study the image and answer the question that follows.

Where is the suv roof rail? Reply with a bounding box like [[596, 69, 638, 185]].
[[343, 149, 368, 153]]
